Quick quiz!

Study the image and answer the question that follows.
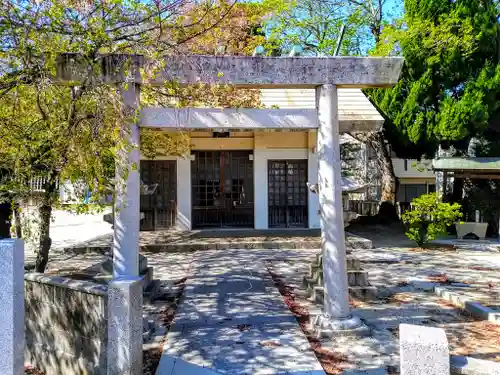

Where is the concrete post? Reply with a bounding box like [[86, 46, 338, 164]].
[[313, 84, 368, 335], [107, 279, 143, 375], [399, 324, 450, 375], [254, 149, 268, 229], [176, 156, 192, 231], [0, 239, 24, 375], [113, 83, 141, 278]]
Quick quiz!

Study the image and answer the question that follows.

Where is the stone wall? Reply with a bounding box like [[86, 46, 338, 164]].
[[24, 273, 108, 375]]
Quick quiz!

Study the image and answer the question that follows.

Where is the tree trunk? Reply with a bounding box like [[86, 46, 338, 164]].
[[367, 132, 396, 203], [350, 131, 397, 203], [13, 200, 22, 238], [34, 173, 57, 273], [35, 202, 52, 273]]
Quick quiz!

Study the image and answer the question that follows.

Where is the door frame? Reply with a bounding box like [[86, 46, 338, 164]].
[[267, 159, 309, 228], [140, 160, 177, 231], [191, 150, 254, 228]]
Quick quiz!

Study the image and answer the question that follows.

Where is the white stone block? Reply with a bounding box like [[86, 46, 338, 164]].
[[400, 324, 450, 375], [107, 278, 143, 375], [0, 239, 24, 375]]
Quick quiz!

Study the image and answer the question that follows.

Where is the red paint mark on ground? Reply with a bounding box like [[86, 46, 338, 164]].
[[349, 298, 364, 308], [260, 340, 282, 347], [427, 274, 451, 284], [24, 366, 45, 375]]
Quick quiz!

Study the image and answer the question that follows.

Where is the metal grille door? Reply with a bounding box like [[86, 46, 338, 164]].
[[140, 160, 177, 231], [192, 151, 254, 228], [268, 160, 308, 228]]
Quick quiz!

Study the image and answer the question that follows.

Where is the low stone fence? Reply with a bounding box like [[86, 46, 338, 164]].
[[400, 324, 500, 375], [24, 273, 108, 375], [347, 200, 380, 216]]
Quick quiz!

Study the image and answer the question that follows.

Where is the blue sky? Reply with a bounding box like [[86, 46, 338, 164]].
[[385, 0, 404, 20]]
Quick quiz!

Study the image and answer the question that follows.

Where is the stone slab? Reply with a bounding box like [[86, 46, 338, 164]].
[[407, 277, 437, 291], [345, 233, 374, 249], [24, 272, 107, 296], [450, 355, 500, 375], [157, 250, 325, 375], [57, 53, 404, 88], [161, 322, 324, 375], [399, 324, 450, 375], [154, 55, 404, 88]]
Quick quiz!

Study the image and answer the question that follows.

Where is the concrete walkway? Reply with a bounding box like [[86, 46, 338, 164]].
[[156, 249, 325, 375]]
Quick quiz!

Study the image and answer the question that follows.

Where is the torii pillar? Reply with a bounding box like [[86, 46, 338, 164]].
[[314, 84, 368, 335], [113, 82, 141, 278]]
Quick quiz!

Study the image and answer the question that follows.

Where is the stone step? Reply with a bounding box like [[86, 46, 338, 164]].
[[309, 266, 367, 283], [311, 254, 362, 272], [308, 285, 378, 304], [347, 256, 362, 270], [347, 270, 370, 287], [345, 233, 373, 249], [304, 270, 370, 289], [64, 234, 372, 254], [66, 240, 322, 254], [311, 286, 324, 305], [304, 274, 324, 289]]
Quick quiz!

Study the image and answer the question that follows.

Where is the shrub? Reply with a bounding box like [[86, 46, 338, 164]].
[[402, 193, 462, 247]]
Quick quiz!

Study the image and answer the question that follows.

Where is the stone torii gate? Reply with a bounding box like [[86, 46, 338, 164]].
[[58, 53, 403, 373]]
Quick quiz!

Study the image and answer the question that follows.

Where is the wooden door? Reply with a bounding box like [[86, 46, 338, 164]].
[[140, 160, 177, 231]]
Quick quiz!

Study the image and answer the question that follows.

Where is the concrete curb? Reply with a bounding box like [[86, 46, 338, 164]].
[[342, 369, 387, 375], [434, 286, 500, 325], [62, 233, 373, 254]]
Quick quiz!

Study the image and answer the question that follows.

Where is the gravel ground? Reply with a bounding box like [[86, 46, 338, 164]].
[[266, 224, 500, 373]]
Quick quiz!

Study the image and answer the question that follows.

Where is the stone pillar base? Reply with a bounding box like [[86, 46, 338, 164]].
[[107, 278, 143, 375], [311, 313, 370, 338]]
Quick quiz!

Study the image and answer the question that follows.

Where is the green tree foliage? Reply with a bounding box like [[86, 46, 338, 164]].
[[402, 193, 462, 247], [368, 0, 500, 159], [0, 0, 264, 272], [263, 0, 401, 56]]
